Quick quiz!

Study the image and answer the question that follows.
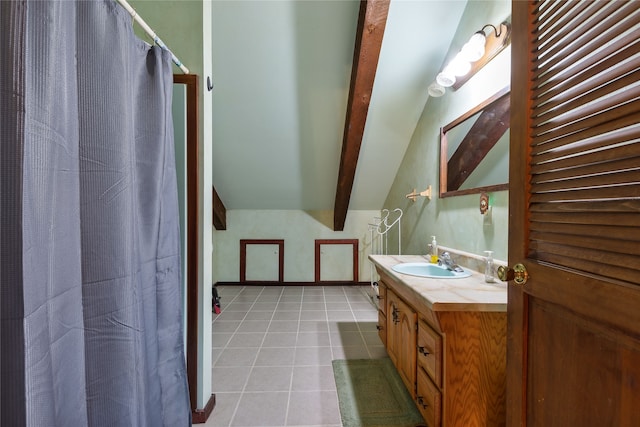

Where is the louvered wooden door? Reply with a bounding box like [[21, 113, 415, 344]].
[[508, 1, 640, 426]]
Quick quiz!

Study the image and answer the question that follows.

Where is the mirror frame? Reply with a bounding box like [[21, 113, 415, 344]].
[[439, 86, 510, 198]]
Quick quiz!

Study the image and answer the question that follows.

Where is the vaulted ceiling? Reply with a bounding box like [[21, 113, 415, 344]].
[[211, 0, 467, 229]]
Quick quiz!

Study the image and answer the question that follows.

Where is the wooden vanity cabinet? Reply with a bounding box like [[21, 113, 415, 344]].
[[375, 271, 506, 427]]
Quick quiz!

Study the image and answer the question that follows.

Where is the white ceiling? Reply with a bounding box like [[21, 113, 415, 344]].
[[211, 0, 467, 211]]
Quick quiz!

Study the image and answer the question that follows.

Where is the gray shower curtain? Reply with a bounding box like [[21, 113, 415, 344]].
[[1, 1, 191, 426]]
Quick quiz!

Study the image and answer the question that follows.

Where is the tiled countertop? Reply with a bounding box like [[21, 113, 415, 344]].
[[369, 254, 507, 312]]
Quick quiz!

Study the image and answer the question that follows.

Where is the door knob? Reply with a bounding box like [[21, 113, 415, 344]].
[[497, 263, 529, 285]]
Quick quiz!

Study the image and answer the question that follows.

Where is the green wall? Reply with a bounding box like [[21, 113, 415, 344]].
[[383, 0, 511, 262], [213, 209, 383, 283], [128, 0, 203, 78]]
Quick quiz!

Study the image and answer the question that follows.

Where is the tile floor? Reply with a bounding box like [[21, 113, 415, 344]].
[[204, 285, 387, 427]]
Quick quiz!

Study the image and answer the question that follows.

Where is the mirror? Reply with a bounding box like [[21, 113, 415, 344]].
[[439, 87, 510, 197]]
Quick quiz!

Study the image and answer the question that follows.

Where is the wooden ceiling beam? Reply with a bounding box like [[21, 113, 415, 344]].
[[333, 0, 390, 231], [213, 186, 227, 230], [447, 94, 510, 191]]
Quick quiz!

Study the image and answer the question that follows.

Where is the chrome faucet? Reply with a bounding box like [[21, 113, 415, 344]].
[[439, 252, 464, 272]]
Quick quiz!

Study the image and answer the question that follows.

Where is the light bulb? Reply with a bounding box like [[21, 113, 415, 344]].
[[427, 82, 445, 97], [448, 56, 471, 76], [460, 31, 486, 62], [436, 71, 455, 88]]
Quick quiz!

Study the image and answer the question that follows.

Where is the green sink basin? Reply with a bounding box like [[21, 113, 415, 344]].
[[391, 262, 471, 279]]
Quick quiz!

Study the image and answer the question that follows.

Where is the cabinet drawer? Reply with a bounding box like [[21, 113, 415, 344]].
[[377, 311, 387, 347], [417, 318, 442, 387], [416, 366, 442, 427]]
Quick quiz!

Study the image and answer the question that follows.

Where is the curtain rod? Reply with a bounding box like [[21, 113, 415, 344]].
[[116, 0, 190, 74]]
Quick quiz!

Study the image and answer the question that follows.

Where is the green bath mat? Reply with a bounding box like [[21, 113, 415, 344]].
[[332, 358, 426, 427]]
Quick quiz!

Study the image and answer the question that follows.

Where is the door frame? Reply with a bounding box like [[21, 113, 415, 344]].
[[506, 2, 529, 424], [173, 74, 210, 421]]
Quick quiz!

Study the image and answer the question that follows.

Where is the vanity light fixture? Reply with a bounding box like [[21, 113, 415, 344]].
[[428, 21, 511, 98]]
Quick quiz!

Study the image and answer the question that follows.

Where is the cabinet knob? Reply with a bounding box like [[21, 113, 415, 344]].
[[418, 346, 429, 356], [376, 325, 383, 331], [417, 396, 428, 409]]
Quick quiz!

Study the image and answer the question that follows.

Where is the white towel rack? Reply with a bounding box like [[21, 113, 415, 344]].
[[368, 208, 403, 289]]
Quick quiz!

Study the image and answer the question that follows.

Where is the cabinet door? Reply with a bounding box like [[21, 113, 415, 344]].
[[319, 243, 354, 281], [386, 289, 400, 367], [377, 311, 387, 347], [396, 297, 417, 398], [377, 281, 388, 346], [377, 281, 387, 314], [245, 243, 280, 281]]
